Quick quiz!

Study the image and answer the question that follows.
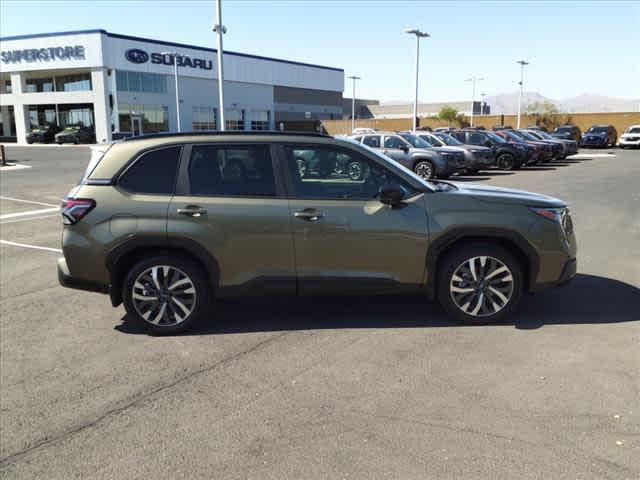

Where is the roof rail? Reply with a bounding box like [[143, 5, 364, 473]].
[[122, 130, 329, 142]]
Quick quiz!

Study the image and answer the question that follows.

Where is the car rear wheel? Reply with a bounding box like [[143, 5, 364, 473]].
[[497, 153, 515, 170], [123, 255, 210, 335], [413, 160, 435, 179], [437, 243, 523, 324]]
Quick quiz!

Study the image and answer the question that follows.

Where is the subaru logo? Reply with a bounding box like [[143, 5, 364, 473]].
[[125, 49, 149, 64]]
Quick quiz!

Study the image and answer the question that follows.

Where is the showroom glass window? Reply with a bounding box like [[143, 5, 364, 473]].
[[283, 145, 409, 200], [119, 147, 181, 195], [25, 77, 54, 93], [55, 74, 92, 92], [116, 71, 167, 94], [188, 145, 276, 197], [251, 111, 270, 130], [193, 107, 217, 131], [225, 109, 245, 130]]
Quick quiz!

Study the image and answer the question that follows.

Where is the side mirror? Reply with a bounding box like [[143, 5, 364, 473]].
[[485, 140, 493, 147], [378, 184, 405, 206], [400, 144, 410, 153]]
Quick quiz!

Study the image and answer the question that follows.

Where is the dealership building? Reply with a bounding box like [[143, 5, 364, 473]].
[[0, 29, 344, 144]]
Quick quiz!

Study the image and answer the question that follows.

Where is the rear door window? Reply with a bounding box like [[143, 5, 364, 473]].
[[118, 146, 181, 194], [187, 144, 276, 197], [362, 135, 381, 148]]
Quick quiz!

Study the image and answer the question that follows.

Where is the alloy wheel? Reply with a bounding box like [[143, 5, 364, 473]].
[[449, 256, 514, 317], [414, 161, 433, 179], [132, 266, 196, 326]]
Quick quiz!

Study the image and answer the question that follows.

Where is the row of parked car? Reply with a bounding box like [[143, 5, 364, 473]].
[[341, 126, 579, 180], [25, 124, 96, 145]]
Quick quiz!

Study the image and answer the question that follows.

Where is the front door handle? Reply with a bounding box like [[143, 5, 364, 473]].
[[177, 206, 207, 217], [294, 209, 323, 222]]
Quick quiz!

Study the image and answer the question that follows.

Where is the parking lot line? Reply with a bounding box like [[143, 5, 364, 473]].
[[0, 207, 60, 220], [0, 239, 62, 253], [0, 196, 59, 207], [0, 213, 60, 224]]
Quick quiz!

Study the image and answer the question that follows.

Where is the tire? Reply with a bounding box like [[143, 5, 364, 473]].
[[436, 243, 523, 324], [467, 169, 479, 175], [496, 153, 515, 170], [413, 160, 435, 179], [122, 255, 211, 335]]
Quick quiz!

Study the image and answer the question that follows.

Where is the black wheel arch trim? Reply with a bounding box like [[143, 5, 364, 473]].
[[425, 227, 540, 298], [105, 235, 220, 307]]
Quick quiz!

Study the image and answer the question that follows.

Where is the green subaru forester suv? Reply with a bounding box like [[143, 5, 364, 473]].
[[58, 132, 577, 334]]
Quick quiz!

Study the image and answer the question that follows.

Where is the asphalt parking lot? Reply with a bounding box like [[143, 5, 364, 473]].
[[1, 145, 638, 479]]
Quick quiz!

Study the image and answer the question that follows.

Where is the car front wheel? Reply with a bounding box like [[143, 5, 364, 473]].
[[496, 153, 515, 170], [437, 243, 523, 324], [413, 160, 435, 179], [123, 255, 210, 335]]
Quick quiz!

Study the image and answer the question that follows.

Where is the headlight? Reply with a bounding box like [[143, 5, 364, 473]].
[[530, 206, 572, 244]]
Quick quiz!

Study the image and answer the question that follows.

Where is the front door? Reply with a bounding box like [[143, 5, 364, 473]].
[[131, 116, 143, 136], [168, 143, 296, 296], [280, 143, 429, 295]]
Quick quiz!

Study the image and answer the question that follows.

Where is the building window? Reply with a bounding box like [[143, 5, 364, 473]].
[[192, 106, 217, 131], [58, 105, 94, 128], [55, 74, 91, 92], [25, 77, 54, 93], [28, 106, 57, 128], [251, 111, 270, 131], [118, 103, 169, 134], [225, 109, 245, 131], [1, 80, 11, 94], [116, 70, 167, 94]]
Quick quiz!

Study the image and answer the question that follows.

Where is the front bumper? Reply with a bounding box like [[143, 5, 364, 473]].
[[58, 257, 109, 294], [581, 137, 607, 147], [619, 137, 640, 147]]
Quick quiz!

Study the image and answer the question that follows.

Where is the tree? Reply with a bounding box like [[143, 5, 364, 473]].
[[437, 106, 460, 126], [525, 100, 560, 130]]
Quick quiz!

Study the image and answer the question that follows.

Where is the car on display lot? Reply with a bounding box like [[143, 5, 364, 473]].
[[414, 130, 495, 174], [523, 129, 578, 157], [512, 129, 566, 160], [351, 127, 376, 135], [26, 124, 63, 144], [552, 125, 582, 142], [450, 129, 528, 170], [58, 131, 577, 335], [55, 126, 96, 145], [617, 125, 640, 149], [351, 132, 464, 179], [398, 131, 478, 173], [492, 129, 552, 164], [580, 125, 618, 148]]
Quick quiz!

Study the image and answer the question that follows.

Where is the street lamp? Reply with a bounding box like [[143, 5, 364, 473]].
[[464, 76, 485, 127], [516, 60, 529, 129], [347, 75, 361, 133], [405, 28, 430, 132], [161, 51, 184, 132], [213, 0, 227, 131]]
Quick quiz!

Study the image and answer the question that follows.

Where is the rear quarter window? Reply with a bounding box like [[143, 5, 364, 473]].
[[118, 146, 181, 195]]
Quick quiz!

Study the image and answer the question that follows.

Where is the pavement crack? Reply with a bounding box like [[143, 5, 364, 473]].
[[0, 331, 290, 468]]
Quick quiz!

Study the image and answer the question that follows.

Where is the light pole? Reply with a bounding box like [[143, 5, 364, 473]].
[[465, 76, 485, 127], [405, 28, 430, 132], [161, 51, 183, 132], [516, 60, 529, 129], [213, 0, 227, 131], [347, 75, 361, 133]]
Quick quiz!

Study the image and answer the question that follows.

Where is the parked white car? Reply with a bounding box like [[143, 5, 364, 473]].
[[352, 127, 377, 135], [618, 125, 640, 148]]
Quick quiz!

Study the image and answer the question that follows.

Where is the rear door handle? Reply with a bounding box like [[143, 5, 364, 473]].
[[294, 209, 323, 222], [177, 206, 207, 217]]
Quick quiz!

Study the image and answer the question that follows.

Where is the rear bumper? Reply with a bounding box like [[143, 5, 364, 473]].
[[58, 257, 109, 294]]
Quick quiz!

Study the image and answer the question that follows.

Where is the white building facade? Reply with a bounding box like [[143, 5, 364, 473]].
[[0, 29, 344, 144]]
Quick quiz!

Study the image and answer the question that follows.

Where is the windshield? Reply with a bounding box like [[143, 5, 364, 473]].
[[503, 131, 523, 142], [534, 131, 554, 139], [525, 130, 544, 140], [516, 130, 539, 141], [625, 127, 640, 134], [587, 126, 608, 133], [435, 133, 463, 146], [555, 127, 572, 133], [399, 133, 431, 149], [486, 131, 507, 144]]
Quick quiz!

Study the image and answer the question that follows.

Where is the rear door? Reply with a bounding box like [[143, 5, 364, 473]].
[[168, 143, 295, 295], [279, 142, 429, 295]]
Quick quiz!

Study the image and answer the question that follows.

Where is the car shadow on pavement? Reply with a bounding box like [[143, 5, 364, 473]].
[[115, 274, 639, 336]]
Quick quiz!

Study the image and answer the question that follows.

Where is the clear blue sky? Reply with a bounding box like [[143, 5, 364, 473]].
[[1, 0, 638, 102]]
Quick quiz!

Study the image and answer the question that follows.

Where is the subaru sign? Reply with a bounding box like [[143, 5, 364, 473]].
[[125, 49, 149, 64], [124, 48, 212, 70]]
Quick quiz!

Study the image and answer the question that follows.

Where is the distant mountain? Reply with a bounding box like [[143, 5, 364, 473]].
[[486, 92, 639, 114]]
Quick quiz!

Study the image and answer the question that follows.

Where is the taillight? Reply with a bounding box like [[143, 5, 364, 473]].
[[61, 198, 95, 225]]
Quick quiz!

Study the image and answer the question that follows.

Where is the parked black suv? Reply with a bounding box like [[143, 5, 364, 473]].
[[581, 125, 617, 148], [552, 125, 581, 142], [450, 130, 528, 170]]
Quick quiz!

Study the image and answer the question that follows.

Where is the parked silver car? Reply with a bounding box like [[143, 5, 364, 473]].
[[428, 131, 496, 173]]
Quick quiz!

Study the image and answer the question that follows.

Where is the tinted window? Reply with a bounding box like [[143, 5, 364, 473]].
[[119, 146, 180, 194], [188, 144, 276, 197], [469, 133, 486, 145], [285, 145, 411, 200], [383, 136, 407, 149], [362, 135, 381, 148]]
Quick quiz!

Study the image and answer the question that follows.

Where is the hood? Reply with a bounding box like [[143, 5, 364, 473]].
[[409, 147, 437, 158], [433, 146, 465, 154], [448, 182, 566, 208]]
